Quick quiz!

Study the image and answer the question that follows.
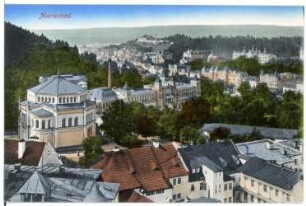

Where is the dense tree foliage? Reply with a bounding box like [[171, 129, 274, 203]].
[[166, 34, 302, 63], [219, 57, 303, 75], [201, 78, 302, 129], [4, 23, 146, 130]]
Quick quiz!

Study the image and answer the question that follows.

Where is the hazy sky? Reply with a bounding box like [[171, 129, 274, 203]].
[[5, 5, 304, 30]]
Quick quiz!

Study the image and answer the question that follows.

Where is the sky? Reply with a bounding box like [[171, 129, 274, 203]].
[[4, 5, 305, 30]]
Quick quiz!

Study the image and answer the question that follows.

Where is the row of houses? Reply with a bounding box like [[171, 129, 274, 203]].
[[201, 67, 303, 94], [5, 138, 302, 203]]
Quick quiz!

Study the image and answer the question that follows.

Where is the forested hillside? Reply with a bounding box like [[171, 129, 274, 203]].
[[4, 22, 142, 130], [166, 34, 303, 63]]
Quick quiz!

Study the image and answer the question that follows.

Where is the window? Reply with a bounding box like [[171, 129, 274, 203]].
[[173, 178, 176, 185], [191, 184, 195, 192], [36, 120, 39, 129], [62, 118, 66, 127], [74, 117, 78, 126], [275, 189, 279, 196], [146, 191, 154, 196], [68, 118, 72, 127], [228, 197, 232, 203], [177, 193, 181, 199], [224, 198, 227, 203], [224, 183, 227, 191], [48, 120, 51, 128], [52, 98, 55, 103], [59, 98, 62, 103], [172, 194, 177, 200], [263, 185, 267, 192], [229, 183, 232, 190], [219, 184, 221, 192], [286, 194, 290, 202], [156, 189, 164, 194], [178, 177, 181, 184], [42, 120, 45, 129], [215, 186, 217, 194], [200, 182, 206, 190], [251, 195, 254, 202], [251, 180, 254, 187]]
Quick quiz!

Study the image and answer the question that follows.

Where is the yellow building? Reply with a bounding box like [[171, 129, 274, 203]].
[[19, 75, 96, 149], [237, 157, 303, 203]]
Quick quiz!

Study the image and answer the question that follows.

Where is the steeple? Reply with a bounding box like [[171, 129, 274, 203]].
[[108, 60, 112, 88]]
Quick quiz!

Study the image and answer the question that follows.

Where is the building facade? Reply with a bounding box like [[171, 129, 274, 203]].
[[237, 157, 303, 203], [19, 75, 96, 148]]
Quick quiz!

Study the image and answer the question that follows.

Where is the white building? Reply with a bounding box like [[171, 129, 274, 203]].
[[89, 87, 117, 113], [19, 75, 96, 149], [233, 48, 277, 64], [259, 72, 281, 92], [178, 141, 240, 203]]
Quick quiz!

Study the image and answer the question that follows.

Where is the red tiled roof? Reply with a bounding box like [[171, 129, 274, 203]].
[[126, 191, 153, 203], [93, 143, 188, 192], [4, 139, 46, 166], [4, 139, 18, 164], [152, 144, 189, 178]]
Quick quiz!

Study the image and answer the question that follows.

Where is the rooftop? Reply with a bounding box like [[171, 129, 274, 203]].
[[93, 143, 188, 192], [236, 139, 302, 166], [237, 157, 302, 190], [5, 164, 117, 202], [202, 123, 298, 139], [178, 140, 242, 174], [30, 75, 86, 95], [5, 139, 46, 166]]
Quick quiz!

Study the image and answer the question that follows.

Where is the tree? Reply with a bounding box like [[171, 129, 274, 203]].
[[210, 127, 231, 142], [178, 98, 211, 128], [101, 100, 136, 142], [156, 107, 179, 140], [82, 136, 103, 163], [180, 126, 202, 144]]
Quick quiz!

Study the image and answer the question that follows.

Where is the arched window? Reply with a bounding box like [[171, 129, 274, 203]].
[[42, 120, 45, 129], [63, 98, 66, 103], [36, 120, 39, 129], [74, 117, 78, 126], [52, 98, 55, 103], [68, 118, 72, 127], [74, 96, 76, 102], [32, 120, 34, 128], [70, 97, 73, 103], [45, 97, 47, 102], [62, 118, 66, 127], [48, 97, 51, 102], [67, 97, 69, 103], [37, 97, 40, 102], [48, 119, 51, 128], [59, 97, 62, 103]]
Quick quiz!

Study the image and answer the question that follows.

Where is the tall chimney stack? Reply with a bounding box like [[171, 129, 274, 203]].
[[108, 60, 112, 88]]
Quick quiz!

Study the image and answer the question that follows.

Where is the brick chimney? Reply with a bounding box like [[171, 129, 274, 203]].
[[108, 60, 112, 88]]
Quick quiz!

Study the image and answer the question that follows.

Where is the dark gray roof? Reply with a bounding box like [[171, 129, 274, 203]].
[[202, 123, 298, 139], [178, 141, 242, 174], [89, 87, 117, 101], [223, 173, 234, 182], [31, 109, 53, 117], [189, 172, 205, 182], [237, 157, 301, 190], [30, 76, 86, 95]]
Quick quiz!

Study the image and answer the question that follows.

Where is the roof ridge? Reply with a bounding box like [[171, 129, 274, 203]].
[[35, 77, 58, 94]]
